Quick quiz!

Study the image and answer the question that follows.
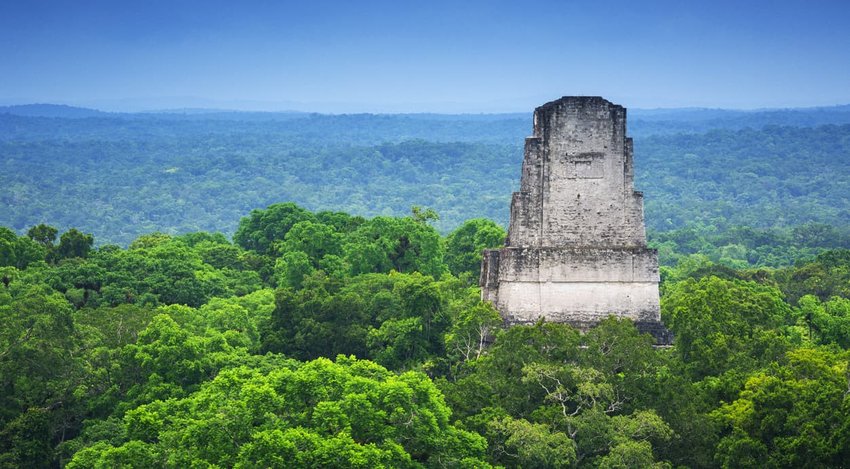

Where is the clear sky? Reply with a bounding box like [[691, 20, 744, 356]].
[[1, 0, 849, 112]]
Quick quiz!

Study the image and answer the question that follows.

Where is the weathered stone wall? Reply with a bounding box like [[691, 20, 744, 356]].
[[494, 247, 659, 284], [491, 247, 660, 328], [507, 97, 646, 248], [482, 96, 670, 343]]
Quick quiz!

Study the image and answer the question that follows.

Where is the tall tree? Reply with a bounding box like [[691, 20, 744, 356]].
[[444, 218, 506, 280], [26, 224, 58, 250], [53, 229, 94, 262]]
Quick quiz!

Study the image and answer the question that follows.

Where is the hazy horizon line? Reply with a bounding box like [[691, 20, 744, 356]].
[[4, 97, 850, 116]]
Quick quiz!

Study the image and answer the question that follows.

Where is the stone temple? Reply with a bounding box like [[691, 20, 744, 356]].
[[480, 96, 671, 343]]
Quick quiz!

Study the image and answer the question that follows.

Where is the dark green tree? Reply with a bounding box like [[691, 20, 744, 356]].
[[26, 224, 58, 249], [713, 347, 850, 467], [444, 218, 506, 280], [0, 228, 45, 269], [233, 203, 316, 256], [662, 276, 792, 381], [66, 357, 491, 468], [54, 229, 94, 262]]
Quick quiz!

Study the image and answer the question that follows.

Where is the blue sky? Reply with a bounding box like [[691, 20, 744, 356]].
[[1, 0, 849, 112]]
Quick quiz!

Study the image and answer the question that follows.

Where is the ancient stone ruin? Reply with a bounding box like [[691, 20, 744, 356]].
[[480, 96, 671, 344]]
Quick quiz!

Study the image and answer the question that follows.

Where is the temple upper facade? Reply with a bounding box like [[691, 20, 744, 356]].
[[480, 96, 670, 343]]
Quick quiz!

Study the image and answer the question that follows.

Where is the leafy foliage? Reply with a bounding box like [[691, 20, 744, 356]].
[[3, 201, 850, 467], [712, 347, 850, 468], [66, 357, 490, 468], [3, 111, 850, 258], [444, 218, 506, 280]]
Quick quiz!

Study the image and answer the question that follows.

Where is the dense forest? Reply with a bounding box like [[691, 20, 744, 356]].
[[2, 202, 850, 467], [2, 105, 850, 267], [2, 104, 850, 467]]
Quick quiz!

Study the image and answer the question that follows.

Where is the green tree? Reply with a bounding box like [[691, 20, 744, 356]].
[[443, 322, 582, 421], [26, 224, 57, 249], [662, 276, 792, 380], [0, 228, 45, 269], [53, 229, 94, 262], [67, 357, 491, 467], [273, 251, 315, 289], [713, 347, 850, 467], [233, 203, 316, 256], [0, 284, 81, 467], [411, 206, 439, 225], [775, 249, 850, 304], [278, 221, 344, 266], [488, 416, 576, 468], [443, 320, 673, 467], [193, 240, 245, 270], [263, 271, 455, 369], [795, 294, 850, 348], [344, 216, 447, 279], [444, 301, 502, 364], [444, 218, 506, 280]]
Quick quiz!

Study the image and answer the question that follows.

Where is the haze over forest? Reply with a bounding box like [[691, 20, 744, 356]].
[[3, 1, 850, 468], [3, 102, 850, 268]]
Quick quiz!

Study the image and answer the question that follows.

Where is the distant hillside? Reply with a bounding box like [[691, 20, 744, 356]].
[[637, 125, 850, 230], [0, 103, 108, 118], [3, 103, 850, 139], [1, 107, 849, 246], [629, 105, 850, 135], [0, 112, 529, 145]]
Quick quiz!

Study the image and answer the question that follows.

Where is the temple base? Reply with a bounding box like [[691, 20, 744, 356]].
[[481, 246, 671, 345]]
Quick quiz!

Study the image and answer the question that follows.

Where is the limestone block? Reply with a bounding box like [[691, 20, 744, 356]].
[[480, 96, 671, 344]]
